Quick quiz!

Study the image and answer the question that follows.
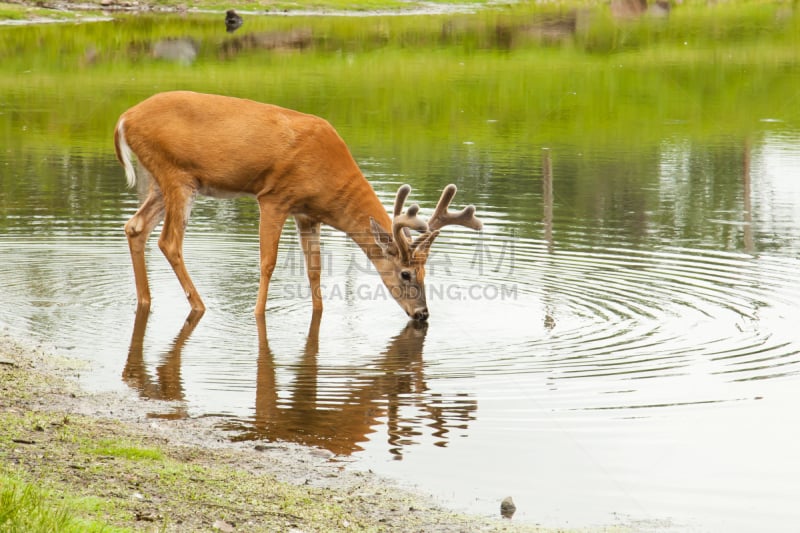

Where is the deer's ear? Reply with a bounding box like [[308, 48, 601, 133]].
[[370, 217, 397, 257]]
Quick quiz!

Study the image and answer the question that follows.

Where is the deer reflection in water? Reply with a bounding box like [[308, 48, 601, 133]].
[[122, 308, 203, 420], [122, 309, 476, 457]]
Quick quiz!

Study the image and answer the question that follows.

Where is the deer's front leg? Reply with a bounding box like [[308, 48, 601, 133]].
[[295, 215, 323, 312], [255, 199, 288, 316]]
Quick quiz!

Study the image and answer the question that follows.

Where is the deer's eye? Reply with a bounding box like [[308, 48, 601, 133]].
[[400, 270, 412, 281]]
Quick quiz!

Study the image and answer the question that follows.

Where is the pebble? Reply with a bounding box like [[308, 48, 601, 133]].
[[500, 496, 516, 518]]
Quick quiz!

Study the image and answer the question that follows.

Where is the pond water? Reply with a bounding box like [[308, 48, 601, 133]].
[[2, 7, 800, 530]]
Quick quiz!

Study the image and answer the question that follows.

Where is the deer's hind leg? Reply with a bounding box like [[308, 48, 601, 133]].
[[157, 179, 206, 312], [125, 182, 165, 309]]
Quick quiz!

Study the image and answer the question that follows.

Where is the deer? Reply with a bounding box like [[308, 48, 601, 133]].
[[113, 91, 482, 321]]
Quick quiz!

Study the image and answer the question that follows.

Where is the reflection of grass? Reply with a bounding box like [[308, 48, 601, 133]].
[[3, 43, 794, 155]]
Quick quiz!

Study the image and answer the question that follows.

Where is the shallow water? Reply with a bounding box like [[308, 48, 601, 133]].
[[2, 9, 800, 530]]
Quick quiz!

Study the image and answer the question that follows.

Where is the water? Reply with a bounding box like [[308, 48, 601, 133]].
[[2, 8, 800, 531]]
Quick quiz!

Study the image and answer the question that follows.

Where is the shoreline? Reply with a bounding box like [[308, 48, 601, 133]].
[[1, 332, 549, 531]]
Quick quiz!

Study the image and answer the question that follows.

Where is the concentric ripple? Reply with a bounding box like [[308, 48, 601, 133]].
[[390, 222, 797, 395]]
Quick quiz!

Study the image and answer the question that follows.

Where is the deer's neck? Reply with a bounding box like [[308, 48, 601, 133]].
[[334, 175, 393, 268]]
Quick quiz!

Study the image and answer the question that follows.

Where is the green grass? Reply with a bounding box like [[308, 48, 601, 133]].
[[0, 476, 120, 533], [0, 4, 26, 20], [0, 1, 96, 21], [86, 439, 165, 461]]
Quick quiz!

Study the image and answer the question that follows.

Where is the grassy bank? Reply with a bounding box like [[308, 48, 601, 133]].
[[0, 336, 544, 532]]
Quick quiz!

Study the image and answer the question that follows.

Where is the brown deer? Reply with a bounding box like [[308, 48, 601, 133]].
[[114, 91, 482, 320]]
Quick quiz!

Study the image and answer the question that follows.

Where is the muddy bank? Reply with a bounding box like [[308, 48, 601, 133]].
[[0, 333, 552, 532]]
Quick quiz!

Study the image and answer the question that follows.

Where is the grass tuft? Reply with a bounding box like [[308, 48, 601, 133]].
[[0, 476, 114, 533], [87, 439, 165, 461]]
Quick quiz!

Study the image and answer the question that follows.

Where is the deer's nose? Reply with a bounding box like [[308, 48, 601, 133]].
[[412, 308, 429, 321]]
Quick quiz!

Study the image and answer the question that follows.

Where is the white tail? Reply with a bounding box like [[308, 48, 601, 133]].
[[113, 91, 482, 319], [114, 118, 137, 188]]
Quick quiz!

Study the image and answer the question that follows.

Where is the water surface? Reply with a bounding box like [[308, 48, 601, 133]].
[[1, 7, 800, 530]]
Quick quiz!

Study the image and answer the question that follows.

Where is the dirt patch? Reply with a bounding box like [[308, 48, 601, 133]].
[[0, 334, 548, 532]]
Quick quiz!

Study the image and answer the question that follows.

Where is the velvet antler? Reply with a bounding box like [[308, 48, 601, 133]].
[[392, 185, 429, 262], [376, 184, 482, 263], [405, 184, 482, 260], [427, 184, 483, 232]]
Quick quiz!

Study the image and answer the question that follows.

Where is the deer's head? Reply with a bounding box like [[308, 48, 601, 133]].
[[370, 184, 483, 321]]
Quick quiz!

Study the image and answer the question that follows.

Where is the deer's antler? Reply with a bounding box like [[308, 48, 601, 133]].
[[390, 183, 482, 262], [409, 184, 483, 260], [392, 184, 429, 262], [427, 184, 483, 232]]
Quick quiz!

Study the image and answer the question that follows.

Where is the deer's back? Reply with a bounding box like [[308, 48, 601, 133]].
[[120, 91, 361, 202]]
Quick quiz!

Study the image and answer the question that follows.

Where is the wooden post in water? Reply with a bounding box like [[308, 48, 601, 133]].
[[542, 148, 554, 253], [542, 148, 556, 330], [742, 139, 754, 254]]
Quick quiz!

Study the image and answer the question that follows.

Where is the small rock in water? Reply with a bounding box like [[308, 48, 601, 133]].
[[500, 496, 516, 519], [225, 10, 243, 33]]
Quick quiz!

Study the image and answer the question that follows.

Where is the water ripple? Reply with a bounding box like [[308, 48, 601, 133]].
[[414, 223, 800, 391]]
